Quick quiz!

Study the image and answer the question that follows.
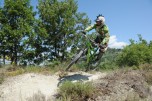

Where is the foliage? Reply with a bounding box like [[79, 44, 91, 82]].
[[57, 81, 96, 101], [0, 0, 90, 65], [37, 0, 90, 62], [117, 35, 152, 67], [98, 48, 121, 70], [0, 0, 36, 65]]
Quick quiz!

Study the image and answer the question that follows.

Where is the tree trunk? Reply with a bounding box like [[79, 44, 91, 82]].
[[14, 44, 18, 65], [3, 54, 5, 65]]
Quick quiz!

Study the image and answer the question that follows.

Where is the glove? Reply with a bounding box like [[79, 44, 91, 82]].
[[81, 30, 86, 35]]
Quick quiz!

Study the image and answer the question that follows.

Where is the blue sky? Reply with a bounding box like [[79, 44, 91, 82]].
[[1, 0, 152, 48], [77, 0, 152, 48]]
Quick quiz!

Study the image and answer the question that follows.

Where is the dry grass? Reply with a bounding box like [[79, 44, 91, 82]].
[[94, 68, 152, 101], [57, 81, 97, 101], [26, 91, 46, 101], [125, 91, 140, 101], [0, 65, 54, 84], [2, 65, 54, 77], [140, 64, 152, 85], [139, 63, 152, 71], [0, 73, 4, 84], [143, 71, 152, 85], [0, 68, 6, 84]]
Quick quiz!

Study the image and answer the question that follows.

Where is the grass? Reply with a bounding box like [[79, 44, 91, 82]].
[[2, 65, 55, 77], [0, 73, 4, 84], [125, 91, 140, 101], [139, 64, 152, 85], [0, 63, 69, 84], [0, 68, 5, 84], [26, 91, 46, 101], [57, 81, 97, 101], [144, 71, 152, 85]]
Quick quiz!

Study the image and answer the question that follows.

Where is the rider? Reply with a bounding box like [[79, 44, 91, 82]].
[[82, 14, 110, 60]]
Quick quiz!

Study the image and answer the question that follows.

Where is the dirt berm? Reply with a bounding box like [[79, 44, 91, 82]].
[[92, 69, 152, 101], [0, 69, 152, 101]]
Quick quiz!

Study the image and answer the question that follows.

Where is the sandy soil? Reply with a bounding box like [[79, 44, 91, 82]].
[[1, 70, 151, 101], [0, 72, 106, 101]]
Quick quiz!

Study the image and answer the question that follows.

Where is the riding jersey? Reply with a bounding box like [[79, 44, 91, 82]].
[[84, 24, 110, 45]]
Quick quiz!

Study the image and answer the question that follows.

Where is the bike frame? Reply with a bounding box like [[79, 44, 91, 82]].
[[80, 34, 99, 62], [66, 32, 103, 71]]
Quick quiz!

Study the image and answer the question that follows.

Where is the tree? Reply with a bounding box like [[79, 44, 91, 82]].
[[0, 0, 36, 65], [37, 0, 90, 62]]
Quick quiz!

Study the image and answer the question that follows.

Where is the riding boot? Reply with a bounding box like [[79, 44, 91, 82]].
[[96, 51, 104, 61]]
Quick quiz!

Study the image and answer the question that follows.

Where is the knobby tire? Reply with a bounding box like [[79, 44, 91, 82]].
[[65, 50, 84, 71], [85, 52, 103, 72]]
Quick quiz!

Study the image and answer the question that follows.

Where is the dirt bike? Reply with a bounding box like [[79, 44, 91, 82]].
[[65, 32, 106, 72]]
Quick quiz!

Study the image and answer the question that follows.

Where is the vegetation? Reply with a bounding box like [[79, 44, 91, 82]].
[[98, 48, 121, 70], [0, 0, 90, 66], [0, 65, 54, 78], [57, 81, 96, 101], [0, 1, 152, 101], [140, 64, 152, 85], [117, 34, 152, 67], [0, 73, 4, 84], [0, 0, 151, 71], [0, 0, 36, 65]]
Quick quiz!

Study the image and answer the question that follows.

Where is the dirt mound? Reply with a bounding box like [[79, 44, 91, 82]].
[[0, 69, 152, 101], [0, 71, 105, 101], [0, 73, 59, 101], [93, 69, 152, 101]]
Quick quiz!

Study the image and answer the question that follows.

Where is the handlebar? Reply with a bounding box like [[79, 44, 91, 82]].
[[81, 32, 107, 49]]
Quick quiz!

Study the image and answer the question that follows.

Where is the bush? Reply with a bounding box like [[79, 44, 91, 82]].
[[117, 35, 152, 67], [57, 81, 96, 101]]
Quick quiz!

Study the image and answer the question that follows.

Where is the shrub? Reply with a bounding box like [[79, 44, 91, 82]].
[[57, 81, 96, 101], [117, 35, 152, 67]]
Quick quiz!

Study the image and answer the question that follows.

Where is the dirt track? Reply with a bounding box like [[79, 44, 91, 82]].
[[0, 72, 105, 101], [0, 70, 152, 101]]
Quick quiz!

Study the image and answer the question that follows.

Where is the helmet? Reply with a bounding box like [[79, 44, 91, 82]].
[[95, 14, 105, 23]]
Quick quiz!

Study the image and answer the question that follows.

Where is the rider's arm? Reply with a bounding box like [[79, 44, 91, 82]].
[[102, 33, 110, 45], [102, 25, 110, 45], [84, 24, 96, 32]]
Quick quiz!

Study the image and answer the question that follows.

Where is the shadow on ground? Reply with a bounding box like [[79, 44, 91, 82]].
[[57, 73, 90, 86]]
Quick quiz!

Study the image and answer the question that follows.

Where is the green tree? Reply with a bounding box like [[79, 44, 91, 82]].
[[0, 0, 36, 65], [37, 0, 90, 62]]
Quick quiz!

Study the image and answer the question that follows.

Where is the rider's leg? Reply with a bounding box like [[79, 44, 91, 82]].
[[96, 46, 108, 61], [94, 36, 102, 43]]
